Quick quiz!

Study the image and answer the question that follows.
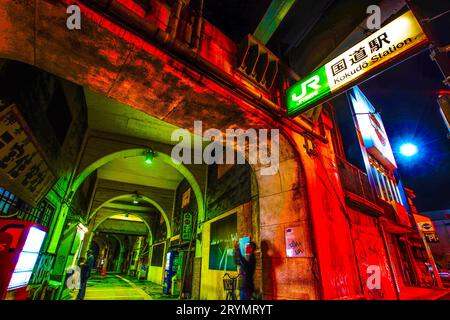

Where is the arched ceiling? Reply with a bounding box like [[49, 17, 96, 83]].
[[97, 155, 183, 190], [85, 88, 204, 190]]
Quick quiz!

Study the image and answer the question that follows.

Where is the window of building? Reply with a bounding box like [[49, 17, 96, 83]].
[[369, 156, 404, 205], [0, 186, 55, 228], [412, 247, 427, 260], [18, 201, 55, 228], [0, 187, 17, 215], [151, 243, 165, 267]]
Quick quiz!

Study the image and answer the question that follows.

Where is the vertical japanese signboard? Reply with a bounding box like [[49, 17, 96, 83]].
[[181, 212, 193, 242], [0, 104, 55, 206], [287, 10, 428, 116]]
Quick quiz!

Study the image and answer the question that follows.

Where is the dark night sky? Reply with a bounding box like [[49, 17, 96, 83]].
[[204, 1, 449, 211], [334, 50, 450, 212], [333, 4, 450, 212]]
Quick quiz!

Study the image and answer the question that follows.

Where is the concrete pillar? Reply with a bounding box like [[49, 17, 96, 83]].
[[80, 219, 97, 257]]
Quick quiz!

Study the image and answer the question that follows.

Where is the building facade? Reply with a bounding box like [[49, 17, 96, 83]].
[[420, 209, 450, 279], [0, 0, 441, 300]]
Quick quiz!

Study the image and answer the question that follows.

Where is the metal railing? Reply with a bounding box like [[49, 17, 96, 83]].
[[337, 157, 377, 204]]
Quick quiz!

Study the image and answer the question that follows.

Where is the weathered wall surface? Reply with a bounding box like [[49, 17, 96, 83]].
[[291, 110, 364, 300], [0, 0, 277, 135], [206, 163, 253, 221], [347, 207, 398, 299], [0, 0, 333, 300], [258, 131, 319, 300]]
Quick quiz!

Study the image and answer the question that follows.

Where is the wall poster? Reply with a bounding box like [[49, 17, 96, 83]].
[[209, 213, 237, 271]]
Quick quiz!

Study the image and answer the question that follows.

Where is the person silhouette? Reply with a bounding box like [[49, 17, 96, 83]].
[[77, 250, 94, 300], [234, 241, 256, 300]]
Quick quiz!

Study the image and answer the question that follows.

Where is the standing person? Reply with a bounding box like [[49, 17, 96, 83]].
[[234, 241, 256, 300], [77, 250, 95, 300]]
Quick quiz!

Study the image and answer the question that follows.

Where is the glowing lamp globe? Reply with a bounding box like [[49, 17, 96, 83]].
[[144, 150, 154, 164], [400, 143, 418, 157]]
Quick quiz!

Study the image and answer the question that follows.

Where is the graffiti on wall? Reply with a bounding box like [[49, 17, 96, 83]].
[[29, 253, 56, 285], [285, 227, 305, 257], [353, 229, 396, 300]]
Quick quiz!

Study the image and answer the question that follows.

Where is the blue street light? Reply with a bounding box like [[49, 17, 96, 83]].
[[400, 143, 418, 157]]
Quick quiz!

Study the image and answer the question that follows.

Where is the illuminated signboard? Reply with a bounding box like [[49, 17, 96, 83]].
[[349, 86, 397, 170], [181, 212, 193, 242], [414, 214, 439, 243], [8, 227, 46, 290], [349, 87, 397, 170], [287, 10, 428, 116]]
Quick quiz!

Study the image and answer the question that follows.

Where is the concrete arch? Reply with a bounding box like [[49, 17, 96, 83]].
[[71, 148, 204, 229], [93, 212, 152, 237], [70, 148, 205, 228], [84, 210, 154, 264], [90, 193, 169, 241]]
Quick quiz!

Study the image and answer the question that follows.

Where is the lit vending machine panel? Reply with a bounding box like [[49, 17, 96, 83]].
[[0, 220, 47, 300], [163, 251, 179, 295]]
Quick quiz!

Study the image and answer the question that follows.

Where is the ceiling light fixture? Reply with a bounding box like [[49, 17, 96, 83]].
[[144, 149, 154, 164], [133, 191, 140, 204]]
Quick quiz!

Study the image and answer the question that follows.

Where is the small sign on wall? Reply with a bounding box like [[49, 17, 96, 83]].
[[285, 227, 305, 258], [181, 188, 191, 208]]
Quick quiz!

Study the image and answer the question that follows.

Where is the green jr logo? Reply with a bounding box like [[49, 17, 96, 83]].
[[291, 75, 322, 102], [286, 66, 331, 116]]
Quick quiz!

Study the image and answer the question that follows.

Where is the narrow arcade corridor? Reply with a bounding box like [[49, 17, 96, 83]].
[[63, 273, 177, 300]]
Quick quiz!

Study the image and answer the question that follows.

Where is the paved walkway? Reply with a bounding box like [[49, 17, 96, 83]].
[[84, 274, 152, 300], [63, 273, 179, 300]]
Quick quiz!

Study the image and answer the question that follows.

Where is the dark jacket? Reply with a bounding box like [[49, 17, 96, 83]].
[[235, 249, 256, 291]]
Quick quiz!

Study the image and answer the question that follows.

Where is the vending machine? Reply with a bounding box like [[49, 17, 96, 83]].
[[0, 220, 47, 300], [163, 251, 179, 295]]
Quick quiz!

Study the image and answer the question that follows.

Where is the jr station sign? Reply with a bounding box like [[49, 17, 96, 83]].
[[286, 10, 429, 117]]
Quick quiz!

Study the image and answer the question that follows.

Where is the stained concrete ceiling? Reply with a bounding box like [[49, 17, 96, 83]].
[[85, 88, 186, 190], [97, 155, 183, 190], [96, 218, 148, 236], [85, 88, 184, 146]]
